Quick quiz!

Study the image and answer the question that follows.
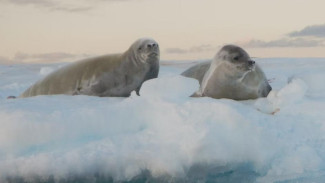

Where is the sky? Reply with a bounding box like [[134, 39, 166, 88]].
[[1, 0, 325, 63]]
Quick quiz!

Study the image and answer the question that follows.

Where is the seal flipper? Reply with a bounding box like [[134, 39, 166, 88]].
[[181, 61, 211, 84], [136, 60, 159, 96], [260, 81, 272, 97], [264, 84, 272, 97], [190, 91, 202, 97], [135, 87, 141, 96]]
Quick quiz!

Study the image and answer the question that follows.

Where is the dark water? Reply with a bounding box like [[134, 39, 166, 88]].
[[6, 163, 325, 183], [5, 163, 260, 183]]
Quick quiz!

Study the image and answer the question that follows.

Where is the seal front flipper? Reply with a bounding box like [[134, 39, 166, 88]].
[[260, 81, 272, 97], [190, 91, 202, 97], [136, 57, 159, 96]]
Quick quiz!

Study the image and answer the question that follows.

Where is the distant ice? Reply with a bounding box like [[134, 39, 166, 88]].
[[296, 73, 325, 98], [39, 67, 55, 76], [1, 58, 325, 182]]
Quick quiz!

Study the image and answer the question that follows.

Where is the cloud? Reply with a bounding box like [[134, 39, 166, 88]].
[[0, 52, 91, 64], [0, 0, 92, 13], [49, 5, 93, 13], [288, 24, 325, 38], [241, 23, 325, 48], [0, 0, 136, 12], [165, 48, 188, 54], [1, 0, 55, 6], [16, 52, 77, 62], [189, 44, 215, 52], [0, 56, 15, 64], [96, 0, 134, 1], [165, 44, 215, 54], [242, 38, 325, 48]]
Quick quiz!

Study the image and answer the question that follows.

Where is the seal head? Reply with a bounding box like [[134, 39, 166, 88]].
[[216, 45, 255, 74], [129, 38, 160, 66], [127, 38, 160, 95]]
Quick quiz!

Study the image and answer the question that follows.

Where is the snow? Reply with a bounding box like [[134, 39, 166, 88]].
[[0, 58, 325, 182]]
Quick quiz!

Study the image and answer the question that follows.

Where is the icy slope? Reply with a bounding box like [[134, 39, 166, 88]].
[[0, 58, 325, 182]]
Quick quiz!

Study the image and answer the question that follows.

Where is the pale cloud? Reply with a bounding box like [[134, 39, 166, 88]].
[[0, 0, 136, 12], [242, 24, 325, 48], [16, 52, 76, 62], [288, 24, 325, 38], [96, 0, 134, 1], [0, 56, 15, 64], [189, 44, 215, 53], [2, 0, 55, 6], [165, 44, 215, 54], [49, 6, 92, 13], [0, 52, 91, 64], [0, 0, 92, 13], [242, 38, 324, 48], [165, 48, 188, 54]]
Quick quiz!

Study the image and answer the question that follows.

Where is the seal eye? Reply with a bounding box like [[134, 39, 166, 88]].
[[233, 56, 239, 61], [138, 47, 142, 51]]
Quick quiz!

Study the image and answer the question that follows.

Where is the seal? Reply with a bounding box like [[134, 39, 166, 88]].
[[182, 45, 271, 100], [19, 38, 160, 98], [181, 61, 211, 85]]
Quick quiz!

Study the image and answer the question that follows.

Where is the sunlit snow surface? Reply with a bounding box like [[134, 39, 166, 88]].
[[1, 58, 325, 183]]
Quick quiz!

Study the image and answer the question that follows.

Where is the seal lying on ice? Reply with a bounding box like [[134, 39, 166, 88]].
[[20, 38, 160, 98], [182, 45, 271, 100]]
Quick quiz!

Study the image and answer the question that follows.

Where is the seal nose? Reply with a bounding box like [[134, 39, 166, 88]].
[[147, 43, 158, 49], [248, 60, 255, 65]]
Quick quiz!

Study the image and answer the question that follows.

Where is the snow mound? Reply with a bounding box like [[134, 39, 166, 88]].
[[1, 59, 325, 182], [254, 78, 308, 114], [139, 75, 199, 101]]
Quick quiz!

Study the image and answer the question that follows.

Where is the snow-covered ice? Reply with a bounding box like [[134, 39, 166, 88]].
[[0, 58, 325, 183]]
